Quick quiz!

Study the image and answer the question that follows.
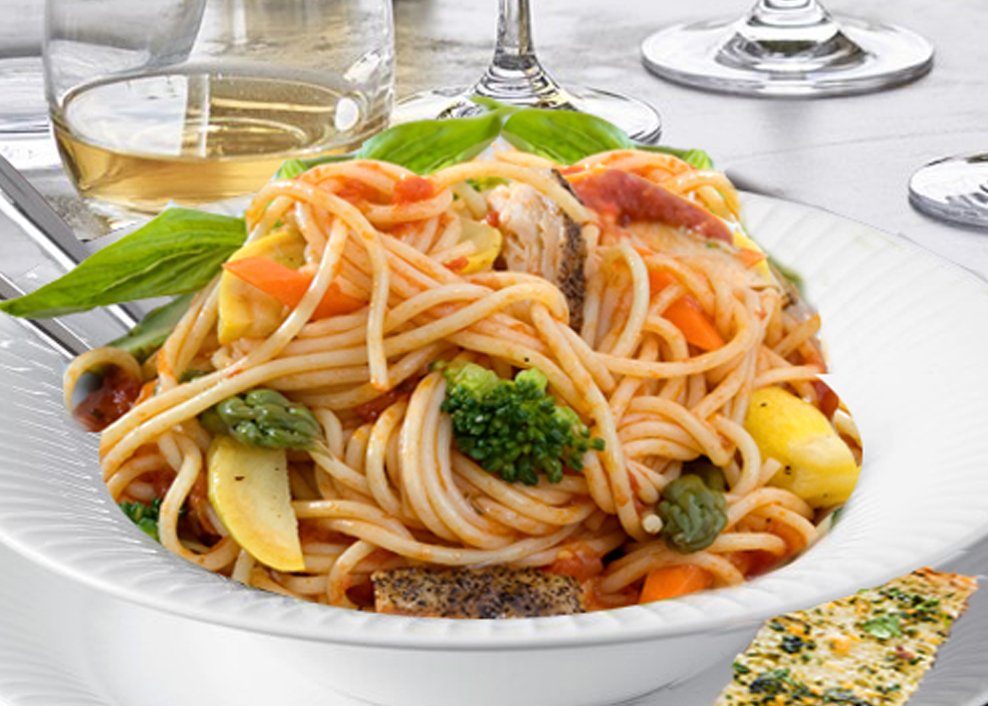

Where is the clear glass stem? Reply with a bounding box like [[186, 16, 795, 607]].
[[720, 0, 858, 69], [748, 0, 830, 28], [473, 0, 569, 107], [740, 0, 839, 41], [393, 0, 662, 142], [492, 0, 535, 67]]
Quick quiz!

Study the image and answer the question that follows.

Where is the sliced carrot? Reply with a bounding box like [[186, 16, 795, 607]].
[[736, 247, 768, 269], [312, 285, 365, 319], [647, 270, 725, 351], [664, 297, 725, 351], [639, 564, 714, 604], [222, 256, 364, 320], [223, 256, 310, 307]]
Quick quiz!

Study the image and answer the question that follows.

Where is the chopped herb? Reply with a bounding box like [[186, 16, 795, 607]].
[[781, 634, 813, 654], [861, 613, 903, 640], [821, 688, 873, 705], [119, 498, 162, 542], [749, 668, 791, 695]]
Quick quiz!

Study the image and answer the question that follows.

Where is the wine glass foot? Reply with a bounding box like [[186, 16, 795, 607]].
[[393, 84, 662, 145], [641, 15, 933, 97], [909, 155, 988, 230]]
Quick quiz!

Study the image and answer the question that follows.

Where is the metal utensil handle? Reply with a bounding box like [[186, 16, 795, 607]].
[[0, 272, 90, 358], [0, 153, 143, 330]]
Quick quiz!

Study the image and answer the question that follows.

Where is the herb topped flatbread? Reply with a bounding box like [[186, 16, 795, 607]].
[[715, 568, 978, 705]]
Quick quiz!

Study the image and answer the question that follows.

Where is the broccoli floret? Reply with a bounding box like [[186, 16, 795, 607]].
[[119, 498, 162, 542], [440, 363, 604, 485]]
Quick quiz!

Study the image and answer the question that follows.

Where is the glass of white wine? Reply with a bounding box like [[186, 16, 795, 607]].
[[44, 0, 394, 222]]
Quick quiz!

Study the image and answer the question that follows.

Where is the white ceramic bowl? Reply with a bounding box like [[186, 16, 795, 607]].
[[2, 193, 988, 706]]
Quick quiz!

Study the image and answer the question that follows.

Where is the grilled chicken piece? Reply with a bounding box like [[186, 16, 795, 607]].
[[488, 180, 587, 330], [372, 565, 585, 618]]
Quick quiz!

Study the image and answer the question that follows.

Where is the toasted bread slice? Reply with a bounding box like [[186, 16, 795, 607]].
[[714, 568, 978, 705]]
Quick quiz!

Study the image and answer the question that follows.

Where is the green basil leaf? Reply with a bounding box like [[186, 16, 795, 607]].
[[273, 109, 505, 179], [0, 208, 246, 319], [275, 158, 309, 181], [355, 110, 504, 174], [274, 152, 358, 180], [639, 145, 715, 170], [468, 96, 520, 115], [502, 108, 633, 164], [106, 293, 194, 363]]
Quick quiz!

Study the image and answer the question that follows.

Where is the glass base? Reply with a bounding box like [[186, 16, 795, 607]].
[[0, 57, 60, 171], [909, 154, 988, 230], [641, 15, 933, 97], [393, 84, 662, 144]]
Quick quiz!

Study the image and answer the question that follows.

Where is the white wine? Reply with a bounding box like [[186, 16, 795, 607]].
[[53, 72, 387, 214]]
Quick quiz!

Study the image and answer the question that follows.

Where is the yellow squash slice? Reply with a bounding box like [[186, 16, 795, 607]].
[[207, 435, 304, 572], [744, 386, 860, 508], [457, 216, 502, 275]]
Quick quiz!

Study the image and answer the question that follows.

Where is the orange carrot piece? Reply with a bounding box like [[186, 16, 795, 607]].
[[311, 285, 364, 319], [736, 247, 768, 269], [223, 256, 310, 308], [647, 270, 725, 351], [639, 564, 714, 604], [664, 296, 725, 351], [222, 256, 363, 320]]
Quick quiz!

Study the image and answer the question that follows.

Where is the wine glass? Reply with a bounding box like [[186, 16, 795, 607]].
[[909, 154, 988, 229], [640, 0, 933, 97], [45, 0, 394, 224], [393, 0, 662, 143]]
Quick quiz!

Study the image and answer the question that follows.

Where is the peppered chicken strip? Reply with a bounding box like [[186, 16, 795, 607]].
[[372, 565, 585, 618]]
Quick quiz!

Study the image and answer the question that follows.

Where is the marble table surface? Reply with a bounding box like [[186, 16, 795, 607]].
[[392, 0, 988, 279]]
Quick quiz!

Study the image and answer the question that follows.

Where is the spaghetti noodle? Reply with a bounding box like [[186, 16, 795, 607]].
[[65, 148, 862, 612]]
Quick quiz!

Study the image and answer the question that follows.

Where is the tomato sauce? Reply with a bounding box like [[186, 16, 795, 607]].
[[353, 378, 418, 423], [335, 178, 385, 204], [73, 366, 142, 432], [445, 256, 469, 272], [545, 542, 605, 583], [570, 169, 733, 243], [392, 176, 436, 204]]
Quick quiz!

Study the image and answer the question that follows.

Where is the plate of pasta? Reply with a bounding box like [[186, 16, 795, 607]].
[[1, 108, 988, 706]]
